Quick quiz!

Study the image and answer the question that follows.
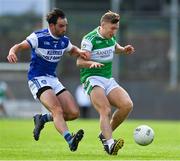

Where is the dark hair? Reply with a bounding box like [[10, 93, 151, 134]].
[[100, 10, 120, 24], [46, 8, 66, 24]]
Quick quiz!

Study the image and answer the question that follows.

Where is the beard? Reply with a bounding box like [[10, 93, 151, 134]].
[[54, 30, 66, 37], [56, 33, 65, 37]]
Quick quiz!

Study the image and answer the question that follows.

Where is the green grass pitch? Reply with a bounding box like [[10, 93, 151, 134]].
[[0, 118, 180, 160]]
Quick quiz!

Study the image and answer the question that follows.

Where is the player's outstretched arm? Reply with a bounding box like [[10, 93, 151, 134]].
[[76, 57, 104, 69], [7, 40, 31, 63], [115, 43, 135, 55]]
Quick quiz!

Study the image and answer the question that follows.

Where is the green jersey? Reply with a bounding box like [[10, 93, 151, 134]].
[[80, 27, 117, 83]]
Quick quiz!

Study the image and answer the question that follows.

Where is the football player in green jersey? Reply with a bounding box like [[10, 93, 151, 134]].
[[77, 11, 135, 155]]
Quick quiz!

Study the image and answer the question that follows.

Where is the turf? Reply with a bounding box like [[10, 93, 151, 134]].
[[0, 118, 180, 160]]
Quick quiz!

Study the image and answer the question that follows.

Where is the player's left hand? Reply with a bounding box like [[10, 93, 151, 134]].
[[124, 45, 135, 54], [79, 51, 91, 60]]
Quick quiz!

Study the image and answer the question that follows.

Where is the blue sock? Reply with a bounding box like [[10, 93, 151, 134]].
[[41, 114, 53, 123], [63, 131, 72, 144]]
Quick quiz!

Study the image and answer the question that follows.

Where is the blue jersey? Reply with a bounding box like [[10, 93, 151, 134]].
[[26, 28, 73, 80]]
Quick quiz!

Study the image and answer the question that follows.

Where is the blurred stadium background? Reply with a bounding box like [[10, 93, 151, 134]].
[[0, 0, 179, 119]]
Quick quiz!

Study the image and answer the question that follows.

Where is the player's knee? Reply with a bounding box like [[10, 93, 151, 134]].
[[51, 106, 64, 117], [70, 108, 80, 120], [99, 106, 111, 116], [65, 107, 80, 120], [124, 99, 133, 112]]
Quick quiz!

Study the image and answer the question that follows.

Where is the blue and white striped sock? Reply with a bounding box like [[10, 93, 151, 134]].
[[41, 114, 53, 123], [63, 131, 72, 144]]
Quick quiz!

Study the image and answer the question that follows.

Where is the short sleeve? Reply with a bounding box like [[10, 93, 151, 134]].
[[26, 33, 38, 49], [65, 40, 73, 52], [81, 39, 93, 52]]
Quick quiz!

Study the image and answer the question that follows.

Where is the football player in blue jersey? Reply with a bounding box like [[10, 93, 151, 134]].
[[7, 8, 90, 152]]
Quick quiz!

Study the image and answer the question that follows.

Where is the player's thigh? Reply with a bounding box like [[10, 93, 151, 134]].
[[56, 90, 79, 114], [107, 86, 133, 109], [39, 89, 63, 113], [90, 86, 111, 113]]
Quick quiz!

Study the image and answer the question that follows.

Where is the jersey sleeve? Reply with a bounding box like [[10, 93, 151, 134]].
[[65, 40, 73, 52], [26, 33, 38, 49], [81, 39, 93, 52]]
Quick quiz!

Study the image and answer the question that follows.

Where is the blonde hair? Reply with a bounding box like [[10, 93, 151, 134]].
[[100, 10, 120, 24]]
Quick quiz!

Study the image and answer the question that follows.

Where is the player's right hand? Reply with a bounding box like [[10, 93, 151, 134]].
[[7, 52, 18, 63], [89, 62, 104, 68]]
